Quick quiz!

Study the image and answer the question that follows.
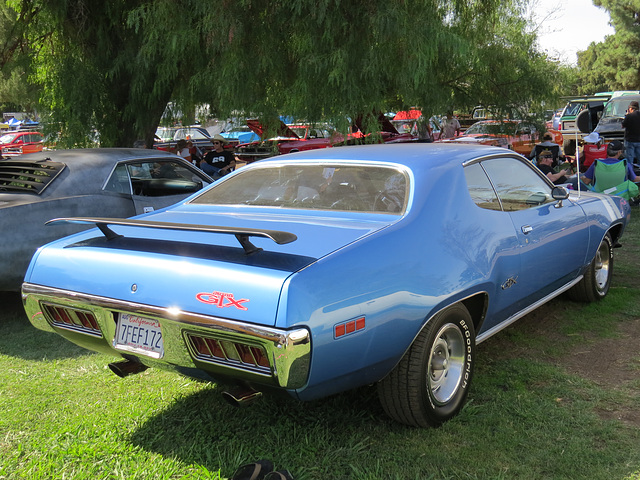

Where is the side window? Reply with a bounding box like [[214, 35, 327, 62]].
[[126, 160, 207, 197], [480, 157, 553, 211], [104, 164, 132, 194], [464, 163, 501, 211]]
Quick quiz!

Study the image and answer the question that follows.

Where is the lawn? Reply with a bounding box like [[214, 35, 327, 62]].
[[1, 213, 639, 480]]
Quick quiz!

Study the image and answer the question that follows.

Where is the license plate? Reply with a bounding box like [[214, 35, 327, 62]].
[[115, 313, 164, 358]]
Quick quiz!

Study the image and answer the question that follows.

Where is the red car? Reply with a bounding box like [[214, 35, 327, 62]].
[[437, 120, 562, 157], [0, 131, 44, 157], [236, 117, 415, 163]]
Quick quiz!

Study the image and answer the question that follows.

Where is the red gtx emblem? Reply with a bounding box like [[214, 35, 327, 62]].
[[196, 291, 249, 311]]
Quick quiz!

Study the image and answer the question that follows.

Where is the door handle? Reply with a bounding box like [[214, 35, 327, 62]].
[[521, 225, 533, 234]]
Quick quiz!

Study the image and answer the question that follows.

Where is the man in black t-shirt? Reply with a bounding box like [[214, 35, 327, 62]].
[[537, 150, 570, 185], [202, 134, 236, 179], [622, 100, 640, 167]]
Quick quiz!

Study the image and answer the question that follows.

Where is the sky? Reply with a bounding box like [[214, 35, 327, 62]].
[[529, 0, 615, 65]]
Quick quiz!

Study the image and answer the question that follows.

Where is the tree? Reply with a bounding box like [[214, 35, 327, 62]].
[[576, 0, 640, 92], [0, 1, 41, 115], [13, 0, 564, 147]]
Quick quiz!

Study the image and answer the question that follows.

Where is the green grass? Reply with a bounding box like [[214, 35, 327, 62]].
[[1, 218, 640, 479]]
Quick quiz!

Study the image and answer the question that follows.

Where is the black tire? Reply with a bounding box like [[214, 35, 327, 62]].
[[568, 233, 614, 302], [377, 304, 475, 427]]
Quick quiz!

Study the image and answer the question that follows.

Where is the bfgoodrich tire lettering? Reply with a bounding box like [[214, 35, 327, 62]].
[[568, 233, 613, 302], [377, 303, 475, 427]]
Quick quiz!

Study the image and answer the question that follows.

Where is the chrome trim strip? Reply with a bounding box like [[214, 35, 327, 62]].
[[476, 275, 583, 344], [22, 283, 311, 389]]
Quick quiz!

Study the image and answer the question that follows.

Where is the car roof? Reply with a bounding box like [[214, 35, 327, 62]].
[[256, 142, 511, 174], [24, 148, 180, 164], [6, 148, 184, 198]]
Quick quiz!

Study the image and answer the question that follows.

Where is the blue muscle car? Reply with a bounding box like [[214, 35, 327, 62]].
[[22, 143, 631, 427]]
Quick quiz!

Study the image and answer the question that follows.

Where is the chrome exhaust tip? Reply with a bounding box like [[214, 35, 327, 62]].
[[221, 386, 263, 407], [108, 359, 148, 378]]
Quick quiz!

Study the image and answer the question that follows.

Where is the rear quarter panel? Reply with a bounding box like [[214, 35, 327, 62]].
[[277, 167, 514, 400]]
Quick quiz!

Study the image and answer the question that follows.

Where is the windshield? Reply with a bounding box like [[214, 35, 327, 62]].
[[601, 97, 640, 119], [191, 163, 408, 214], [465, 122, 515, 136], [0, 133, 18, 144]]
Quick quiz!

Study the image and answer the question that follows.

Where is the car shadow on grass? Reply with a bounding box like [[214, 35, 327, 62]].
[[128, 383, 394, 478], [0, 291, 95, 361]]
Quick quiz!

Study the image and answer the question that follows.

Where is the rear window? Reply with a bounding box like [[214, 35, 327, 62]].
[[0, 160, 65, 194], [191, 163, 408, 214]]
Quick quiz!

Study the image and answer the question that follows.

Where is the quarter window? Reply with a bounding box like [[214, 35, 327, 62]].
[[464, 163, 501, 211]]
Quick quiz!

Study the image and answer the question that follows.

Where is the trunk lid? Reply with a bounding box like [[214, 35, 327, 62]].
[[26, 205, 397, 326]]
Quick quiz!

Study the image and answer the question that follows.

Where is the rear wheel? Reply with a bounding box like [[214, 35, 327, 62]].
[[568, 233, 613, 302], [377, 304, 475, 427]]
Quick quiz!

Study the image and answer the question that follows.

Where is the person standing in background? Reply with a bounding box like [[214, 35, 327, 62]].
[[621, 100, 640, 167], [441, 113, 461, 138]]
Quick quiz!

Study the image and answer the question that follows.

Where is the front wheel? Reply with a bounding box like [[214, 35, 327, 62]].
[[377, 304, 475, 427], [568, 233, 613, 302]]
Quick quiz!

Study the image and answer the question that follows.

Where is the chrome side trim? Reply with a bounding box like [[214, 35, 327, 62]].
[[22, 283, 311, 389], [475, 275, 583, 344]]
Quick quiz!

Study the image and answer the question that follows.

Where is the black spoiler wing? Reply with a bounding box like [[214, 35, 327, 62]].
[[46, 217, 297, 255]]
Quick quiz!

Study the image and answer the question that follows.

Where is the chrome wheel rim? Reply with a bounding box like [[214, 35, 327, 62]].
[[594, 240, 611, 294], [427, 323, 465, 405]]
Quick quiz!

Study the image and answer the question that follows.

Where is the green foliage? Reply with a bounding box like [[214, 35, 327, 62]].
[[9, 0, 566, 146], [576, 0, 640, 92], [0, 0, 40, 114]]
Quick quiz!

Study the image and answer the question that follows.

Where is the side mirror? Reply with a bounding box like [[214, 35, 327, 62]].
[[552, 185, 570, 207], [552, 186, 570, 200]]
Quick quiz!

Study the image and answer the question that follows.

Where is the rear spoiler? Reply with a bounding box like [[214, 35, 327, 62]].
[[46, 217, 297, 255]]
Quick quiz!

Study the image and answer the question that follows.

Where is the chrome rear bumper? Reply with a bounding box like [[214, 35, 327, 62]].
[[22, 283, 311, 389]]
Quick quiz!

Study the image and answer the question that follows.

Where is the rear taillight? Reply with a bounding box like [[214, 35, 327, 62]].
[[186, 333, 271, 373], [41, 303, 102, 336]]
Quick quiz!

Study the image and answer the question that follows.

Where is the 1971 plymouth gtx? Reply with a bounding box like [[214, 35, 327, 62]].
[[1, 148, 212, 291], [22, 143, 630, 427]]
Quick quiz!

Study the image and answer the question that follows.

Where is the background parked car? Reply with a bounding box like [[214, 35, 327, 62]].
[[0, 148, 212, 291], [593, 93, 640, 141], [236, 116, 416, 163], [0, 131, 44, 158], [436, 119, 561, 157], [154, 126, 220, 153]]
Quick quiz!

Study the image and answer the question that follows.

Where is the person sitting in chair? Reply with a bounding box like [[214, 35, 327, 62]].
[[537, 150, 571, 184], [582, 140, 637, 187], [530, 132, 561, 163]]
